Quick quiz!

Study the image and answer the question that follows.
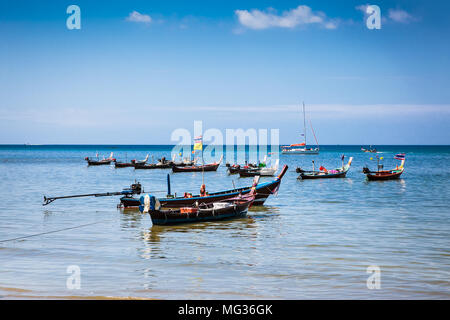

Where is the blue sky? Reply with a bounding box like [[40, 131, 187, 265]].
[[0, 0, 449, 144]]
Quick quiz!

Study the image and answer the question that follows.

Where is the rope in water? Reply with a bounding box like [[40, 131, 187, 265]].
[[0, 220, 113, 243]]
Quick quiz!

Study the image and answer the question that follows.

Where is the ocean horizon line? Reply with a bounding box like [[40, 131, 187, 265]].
[[1, 144, 449, 147]]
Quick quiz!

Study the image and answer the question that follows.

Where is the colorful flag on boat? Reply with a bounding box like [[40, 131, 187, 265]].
[[394, 153, 405, 160], [193, 135, 203, 151]]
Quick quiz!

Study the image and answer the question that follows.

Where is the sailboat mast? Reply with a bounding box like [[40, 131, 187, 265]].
[[302, 102, 307, 146]]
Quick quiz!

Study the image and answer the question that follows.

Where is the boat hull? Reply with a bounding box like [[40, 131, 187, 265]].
[[228, 166, 240, 174], [114, 162, 134, 168], [134, 163, 172, 169], [238, 169, 276, 177], [365, 170, 403, 181], [148, 201, 251, 225], [87, 160, 112, 166], [281, 149, 319, 155], [299, 171, 347, 179], [172, 163, 220, 172]]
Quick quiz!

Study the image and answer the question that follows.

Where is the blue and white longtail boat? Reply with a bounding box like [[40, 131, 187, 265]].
[[120, 165, 288, 208]]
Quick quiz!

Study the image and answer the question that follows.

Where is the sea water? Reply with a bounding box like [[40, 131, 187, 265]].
[[0, 145, 449, 299]]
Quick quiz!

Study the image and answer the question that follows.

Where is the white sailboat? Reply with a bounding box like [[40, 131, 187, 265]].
[[281, 102, 319, 155]]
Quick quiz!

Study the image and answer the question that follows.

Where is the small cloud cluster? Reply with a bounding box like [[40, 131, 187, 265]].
[[387, 9, 418, 24], [235, 5, 338, 30], [126, 11, 152, 24]]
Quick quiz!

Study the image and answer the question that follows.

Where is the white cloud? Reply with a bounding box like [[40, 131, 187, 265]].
[[388, 9, 417, 23], [126, 11, 152, 24], [235, 5, 337, 30]]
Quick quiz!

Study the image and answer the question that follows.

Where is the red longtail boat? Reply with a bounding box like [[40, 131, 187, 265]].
[[363, 154, 405, 181]]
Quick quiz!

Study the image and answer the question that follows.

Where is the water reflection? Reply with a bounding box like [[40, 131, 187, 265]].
[[248, 205, 281, 220], [119, 208, 145, 229], [136, 205, 283, 264], [143, 216, 258, 239], [362, 178, 406, 188]]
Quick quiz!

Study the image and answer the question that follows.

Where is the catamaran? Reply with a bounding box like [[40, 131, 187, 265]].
[[281, 102, 319, 154]]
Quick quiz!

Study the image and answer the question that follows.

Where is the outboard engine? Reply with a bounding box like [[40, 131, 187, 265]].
[[130, 182, 142, 194]]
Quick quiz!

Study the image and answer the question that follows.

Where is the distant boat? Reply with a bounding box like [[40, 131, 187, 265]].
[[238, 159, 279, 177], [172, 156, 223, 173], [281, 102, 319, 154], [361, 146, 377, 153], [134, 156, 173, 169], [114, 161, 134, 168], [85, 152, 115, 166], [226, 156, 267, 174], [363, 154, 405, 181], [297, 156, 353, 179], [171, 154, 196, 167], [115, 154, 149, 168]]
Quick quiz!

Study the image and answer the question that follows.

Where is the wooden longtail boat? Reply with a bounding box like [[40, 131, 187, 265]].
[[226, 156, 267, 174], [227, 164, 241, 174], [114, 161, 134, 168], [363, 156, 405, 181], [134, 163, 172, 169], [85, 152, 115, 166], [120, 165, 288, 208], [238, 159, 279, 177], [141, 195, 253, 226], [86, 159, 113, 165], [139, 177, 259, 225], [171, 160, 195, 167], [172, 162, 220, 172], [363, 168, 404, 180], [172, 156, 222, 173], [134, 156, 173, 169], [114, 154, 148, 168], [297, 157, 353, 180]]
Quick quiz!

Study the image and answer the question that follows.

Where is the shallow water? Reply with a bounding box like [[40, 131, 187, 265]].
[[0, 145, 449, 299]]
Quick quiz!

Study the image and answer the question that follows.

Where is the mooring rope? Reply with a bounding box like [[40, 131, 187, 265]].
[[0, 219, 113, 243]]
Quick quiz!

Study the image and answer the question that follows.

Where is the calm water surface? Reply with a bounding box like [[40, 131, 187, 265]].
[[0, 145, 449, 299]]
